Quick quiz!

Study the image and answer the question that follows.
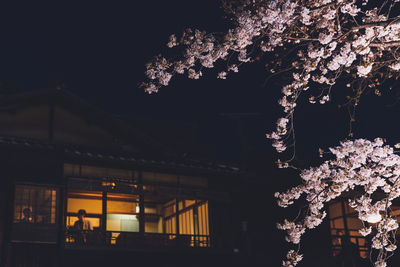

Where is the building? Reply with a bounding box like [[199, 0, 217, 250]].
[[326, 192, 400, 267], [0, 89, 244, 267]]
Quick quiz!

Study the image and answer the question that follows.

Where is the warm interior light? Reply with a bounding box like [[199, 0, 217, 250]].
[[366, 213, 382, 223]]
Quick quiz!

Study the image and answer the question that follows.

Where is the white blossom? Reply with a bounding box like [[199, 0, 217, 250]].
[[375, 260, 387, 267], [357, 63, 374, 77], [359, 226, 372, 236], [167, 34, 178, 48], [390, 63, 400, 71], [217, 71, 227, 79], [276, 139, 400, 266], [143, 2, 400, 265]]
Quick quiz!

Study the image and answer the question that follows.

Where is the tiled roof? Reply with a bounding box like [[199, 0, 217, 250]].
[[0, 135, 241, 174]]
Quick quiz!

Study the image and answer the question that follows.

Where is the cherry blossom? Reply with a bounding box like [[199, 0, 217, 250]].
[[142, 1, 400, 265], [275, 138, 400, 266], [142, 0, 400, 165]]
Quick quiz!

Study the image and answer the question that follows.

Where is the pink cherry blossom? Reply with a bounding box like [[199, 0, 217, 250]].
[[276, 138, 400, 266]]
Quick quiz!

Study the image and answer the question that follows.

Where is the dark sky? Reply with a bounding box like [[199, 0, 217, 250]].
[[2, 0, 400, 163], [3, 1, 400, 265]]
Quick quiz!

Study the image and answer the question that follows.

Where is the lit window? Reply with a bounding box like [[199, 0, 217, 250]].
[[144, 201, 164, 234], [107, 193, 139, 233], [329, 200, 368, 258], [66, 190, 102, 230], [14, 185, 57, 224], [144, 197, 210, 247], [12, 184, 58, 243]]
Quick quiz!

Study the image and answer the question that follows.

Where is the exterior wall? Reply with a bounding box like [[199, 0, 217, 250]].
[[53, 107, 116, 148], [0, 150, 236, 267], [0, 92, 240, 267], [0, 106, 50, 141], [0, 148, 63, 267]]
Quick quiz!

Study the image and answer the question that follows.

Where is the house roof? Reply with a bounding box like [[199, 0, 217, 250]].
[[0, 135, 241, 176], [0, 89, 241, 176], [0, 89, 174, 158]]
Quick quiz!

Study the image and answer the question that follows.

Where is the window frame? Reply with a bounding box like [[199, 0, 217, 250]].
[[11, 182, 60, 244]]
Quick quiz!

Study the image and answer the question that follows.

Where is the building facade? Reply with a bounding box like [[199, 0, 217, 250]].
[[0, 90, 243, 267], [327, 197, 400, 266]]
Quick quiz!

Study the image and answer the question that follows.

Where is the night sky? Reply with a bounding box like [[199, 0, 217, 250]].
[[2, 0, 400, 159], [2, 1, 400, 265]]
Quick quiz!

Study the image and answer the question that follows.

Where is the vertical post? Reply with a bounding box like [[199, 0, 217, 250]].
[[193, 204, 199, 247], [102, 191, 107, 244], [175, 198, 179, 247], [57, 185, 65, 246], [175, 175, 180, 247], [340, 200, 350, 236], [138, 171, 144, 235], [208, 200, 215, 248]]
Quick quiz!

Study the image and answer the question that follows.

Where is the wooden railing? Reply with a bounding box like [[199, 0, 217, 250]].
[[64, 229, 210, 249]]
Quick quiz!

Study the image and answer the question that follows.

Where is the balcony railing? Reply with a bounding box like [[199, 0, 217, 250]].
[[64, 229, 210, 249]]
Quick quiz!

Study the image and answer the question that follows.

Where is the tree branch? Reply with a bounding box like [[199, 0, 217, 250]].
[[370, 41, 400, 48]]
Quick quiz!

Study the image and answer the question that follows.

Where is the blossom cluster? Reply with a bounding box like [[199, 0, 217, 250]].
[[142, 2, 400, 265], [276, 138, 400, 266], [282, 250, 303, 267], [143, 0, 400, 165]]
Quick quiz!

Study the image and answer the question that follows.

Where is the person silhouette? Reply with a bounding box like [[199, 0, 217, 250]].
[[21, 208, 33, 223], [73, 209, 92, 231], [72, 209, 92, 244]]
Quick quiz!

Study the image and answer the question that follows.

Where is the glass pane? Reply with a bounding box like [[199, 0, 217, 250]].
[[107, 193, 138, 213], [347, 217, 363, 230], [67, 198, 102, 214], [198, 202, 209, 236], [165, 217, 176, 234], [106, 214, 139, 232], [13, 185, 57, 224], [144, 196, 176, 234], [178, 201, 184, 211], [144, 196, 170, 233], [178, 200, 196, 211], [329, 202, 343, 218], [185, 200, 196, 208], [107, 201, 138, 214], [331, 218, 344, 229], [163, 200, 176, 218], [344, 202, 356, 215], [349, 230, 362, 237], [107, 193, 139, 232], [66, 190, 102, 234], [145, 216, 163, 233], [12, 184, 58, 243], [179, 209, 194, 235]]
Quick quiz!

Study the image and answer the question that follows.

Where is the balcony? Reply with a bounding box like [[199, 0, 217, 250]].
[[64, 229, 210, 249]]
